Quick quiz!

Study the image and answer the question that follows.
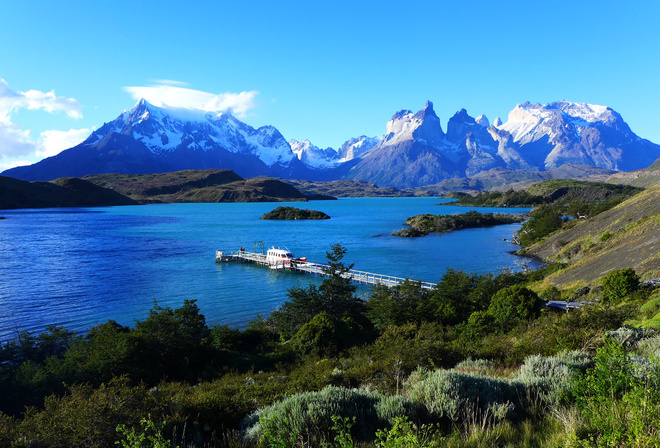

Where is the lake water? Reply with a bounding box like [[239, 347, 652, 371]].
[[0, 198, 536, 342]]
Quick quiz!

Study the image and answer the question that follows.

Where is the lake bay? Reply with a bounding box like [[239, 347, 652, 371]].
[[0, 198, 535, 342]]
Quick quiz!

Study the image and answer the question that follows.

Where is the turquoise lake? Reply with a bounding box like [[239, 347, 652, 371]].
[[0, 198, 536, 342]]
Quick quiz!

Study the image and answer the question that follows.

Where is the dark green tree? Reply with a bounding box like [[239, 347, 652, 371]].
[[132, 299, 210, 381], [517, 204, 564, 247], [487, 285, 542, 331], [366, 281, 430, 331], [269, 244, 371, 344], [428, 269, 476, 325], [602, 267, 639, 303]]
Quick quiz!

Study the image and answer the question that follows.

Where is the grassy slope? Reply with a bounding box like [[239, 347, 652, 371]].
[[285, 179, 409, 197], [584, 158, 660, 189], [523, 183, 660, 287], [85, 170, 331, 203]]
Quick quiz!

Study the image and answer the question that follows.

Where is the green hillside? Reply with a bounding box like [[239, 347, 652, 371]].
[[85, 170, 335, 203], [0, 175, 138, 210], [522, 183, 660, 287]]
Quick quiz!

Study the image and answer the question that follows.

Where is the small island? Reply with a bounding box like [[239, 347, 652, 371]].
[[260, 206, 330, 220], [392, 210, 525, 237]]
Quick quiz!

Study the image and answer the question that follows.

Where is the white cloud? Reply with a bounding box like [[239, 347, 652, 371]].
[[0, 78, 82, 123], [0, 78, 84, 167], [123, 82, 258, 118], [0, 159, 33, 172], [150, 79, 190, 87], [36, 128, 90, 158], [0, 121, 33, 158]]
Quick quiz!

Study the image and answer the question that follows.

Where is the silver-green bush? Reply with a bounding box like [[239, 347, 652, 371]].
[[242, 386, 417, 445], [407, 369, 522, 423]]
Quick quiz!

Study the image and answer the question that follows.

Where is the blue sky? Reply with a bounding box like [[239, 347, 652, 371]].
[[1, 0, 659, 170]]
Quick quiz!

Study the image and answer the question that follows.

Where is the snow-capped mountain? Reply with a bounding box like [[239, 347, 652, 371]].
[[289, 139, 341, 169], [4, 99, 309, 181], [344, 101, 464, 188], [3, 98, 659, 188], [342, 100, 660, 188], [495, 100, 657, 171], [336, 135, 383, 161]]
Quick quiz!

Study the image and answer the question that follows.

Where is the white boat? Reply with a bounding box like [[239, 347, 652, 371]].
[[266, 247, 295, 269], [266, 247, 306, 269]]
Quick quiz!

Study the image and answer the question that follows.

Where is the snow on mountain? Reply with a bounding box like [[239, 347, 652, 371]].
[[383, 100, 444, 148], [475, 114, 490, 128], [493, 100, 654, 170], [89, 98, 296, 168], [4, 97, 659, 187], [337, 135, 383, 161], [289, 139, 341, 168]]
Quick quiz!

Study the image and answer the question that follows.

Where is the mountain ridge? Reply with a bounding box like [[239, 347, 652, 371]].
[[3, 98, 659, 188]]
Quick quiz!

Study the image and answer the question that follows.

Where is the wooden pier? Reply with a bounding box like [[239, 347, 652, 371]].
[[216, 249, 437, 290]]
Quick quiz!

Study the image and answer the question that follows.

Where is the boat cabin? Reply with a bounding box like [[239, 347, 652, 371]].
[[266, 247, 296, 266]]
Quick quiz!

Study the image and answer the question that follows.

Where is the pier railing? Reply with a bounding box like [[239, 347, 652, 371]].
[[216, 250, 437, 290]]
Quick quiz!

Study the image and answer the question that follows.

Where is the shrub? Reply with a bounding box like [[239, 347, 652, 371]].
[[487, 285, 542, 332], [604, 327, 658, 348], [464, 311, 495, 338], [407, 368, 523, 423], [541, 285, 561, 301], [453, 358, 493, 375], [367, 281, 430, 331], [516, 352, 591, 406], [242, 386, 417, 445], [569, 338, 660, 446], [568, 286, 590, 301], [289, 311, 351, 357], [517, 204, 563, 247], [637, 336, 660, 360], [602, 267, 639, 303], [374, 416, 443, 448]]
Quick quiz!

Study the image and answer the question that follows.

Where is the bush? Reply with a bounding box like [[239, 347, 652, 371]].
[[487, 285, 542, 332], [407, 368, 523, 423], [367, 281, 430, 331], [289, 311, 352, 357], [453, 358, 493, 375], [603, 326, 658, 348], [569, 338, 660, 446], [242, 386, 417, 445], [541, 285, 561, 301], [516, 351, 591, 406], [568, 286, 590, 301], [602, 267, 639, 303], [517, 204, 564, 247]]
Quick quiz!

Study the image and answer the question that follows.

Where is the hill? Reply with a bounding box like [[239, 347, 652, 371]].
[[284, 179, 409, 197], [260, 206, 330, 220], [583, 158, 660, 189], [0, 176, 138, 210], [521, 183, 660, 286], [84, 169, 336, 203]]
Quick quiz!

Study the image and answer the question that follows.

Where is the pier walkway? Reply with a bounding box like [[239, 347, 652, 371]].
[[216, 249, 437, 290]]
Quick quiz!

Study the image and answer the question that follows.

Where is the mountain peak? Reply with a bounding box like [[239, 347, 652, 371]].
[[384, 101, 444, 147], [414, 100, 438, 120], [446, 108, 477, 142], [475, 114, 490, 128]]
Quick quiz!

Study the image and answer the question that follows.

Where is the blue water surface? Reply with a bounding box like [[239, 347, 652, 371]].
[[0, 198, 536, 341]]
